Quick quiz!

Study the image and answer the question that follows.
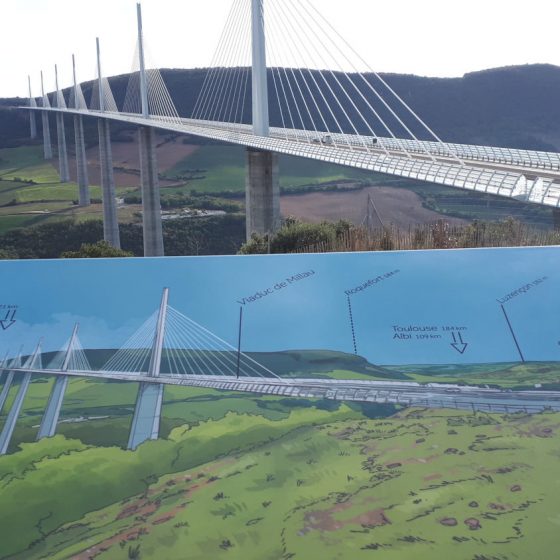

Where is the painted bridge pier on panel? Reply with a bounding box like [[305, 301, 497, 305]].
[[0, 289, 170, 455], [0, 353, 21, 416], [2, 276, 560, 457], [36, 324, 79, 440], [0, 343, 42, 455], [127, 287, 168, 450]]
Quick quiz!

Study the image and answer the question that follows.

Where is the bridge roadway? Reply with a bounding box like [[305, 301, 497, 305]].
[[12, 367, 560, 414], [23, 106, 560, 209]]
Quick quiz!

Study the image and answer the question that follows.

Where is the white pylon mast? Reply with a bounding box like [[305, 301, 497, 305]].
[[62, 324, 80, 371], [96, 37, 105, 112], [137, 3, 149, 118], [72, 54, 80, 109], [28, 75, 37, 138], [54, 64, 60, 108], [251, 0, 269, 137], [28, 76, 35, 104], [148, 288, 169, 378]]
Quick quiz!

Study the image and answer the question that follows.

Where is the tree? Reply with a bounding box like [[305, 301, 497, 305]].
[[0, 247, 17, 259], [239, 218, 352, 254], [61, 241, 133, 259]]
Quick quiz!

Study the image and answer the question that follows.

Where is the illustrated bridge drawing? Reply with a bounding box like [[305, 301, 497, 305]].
[[15, 0, 560, 258], [1, 288, 560, 456]]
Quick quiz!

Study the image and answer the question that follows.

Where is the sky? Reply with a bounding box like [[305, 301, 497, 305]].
[[0, 247, 558, 367], [1, 0, 560, 99]]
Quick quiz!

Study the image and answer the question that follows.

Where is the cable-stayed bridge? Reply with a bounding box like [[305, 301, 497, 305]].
[[1, 288, 560, 455], [17, 0, 560, 256]]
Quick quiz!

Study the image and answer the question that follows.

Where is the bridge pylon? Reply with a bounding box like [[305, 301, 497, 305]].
[[40, 71, 53, 160], [72, 55, 90, 207], [37, 324, 80, 440], [96, 37, 121, 249], [136, 3, 164, 257], [0, 341, 42, 455], [251, 0, 269, 138], [246, 0, 280, 240], [127, 288, 168, 450], [0, 352, 9, 381], [0, 351, 21, 415], [28, 76, 37, 139], [54, 65, 70, 183]]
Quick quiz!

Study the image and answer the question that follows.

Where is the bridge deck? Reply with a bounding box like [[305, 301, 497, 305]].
[[11, 367, 560, 414], [21, 106, 560, 209]]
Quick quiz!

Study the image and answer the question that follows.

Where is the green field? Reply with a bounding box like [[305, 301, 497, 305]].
[[393, 361, 560, 390], [395, 181, 553, 228], [0, 349, 403, 452], [1, 349, 560, 559], [0, 143, 555, 236], [1, 401, 559, 560], [164, 145, 375, 193], [0, 146, 132, 234]]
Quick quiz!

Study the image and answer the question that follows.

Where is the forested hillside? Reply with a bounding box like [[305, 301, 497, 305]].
[[2, 64, 560, 150]]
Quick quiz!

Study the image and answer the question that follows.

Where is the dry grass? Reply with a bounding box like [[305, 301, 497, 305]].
[[292, 219, 560, 254]]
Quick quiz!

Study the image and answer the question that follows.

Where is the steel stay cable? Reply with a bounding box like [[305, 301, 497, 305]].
[[169, 306, 281, 379], [192, 0, 243, 118], [169, 309, 263, 377], [167, 310, 240, 376], [101, 312, 158, 371], [270, 0, 351, 148], [196, 0, 245, 120], [282, 0, 365, 149], [264, 5, 295, 139], [168, 309, 249, 377], [301, 0, 462, 164], [295, 0, 419, 158], [228, 0, 252, 125], [283, 0, 376, 152], [208, 0, 248, 124], [165, 320, 200, 376], [216, 0, 251, 126], [167, 311, 235, 376], [266, 2, 320, 139]]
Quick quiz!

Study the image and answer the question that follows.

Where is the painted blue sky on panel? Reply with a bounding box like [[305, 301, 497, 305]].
[[0, 246, 558, 366]]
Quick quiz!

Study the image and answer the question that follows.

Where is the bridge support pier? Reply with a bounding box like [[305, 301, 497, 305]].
[[29, 112, 37, 140], [0, 371, 15, 415], [127, 288, 168, 450], [0, 354, 20, 415], [127, 383, 164, 450], [74, 115, 90, 206], [42, 113, 52, 160], [0, 373, 32, 455], [37, 324, 79, 440], [98, 119, 121, 248], [56, 114, 70, 183], [139, 126, 164, 256], [245, 149, 280, 240], [0, 344, 41, 456], [37, 376, 69, 440]]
